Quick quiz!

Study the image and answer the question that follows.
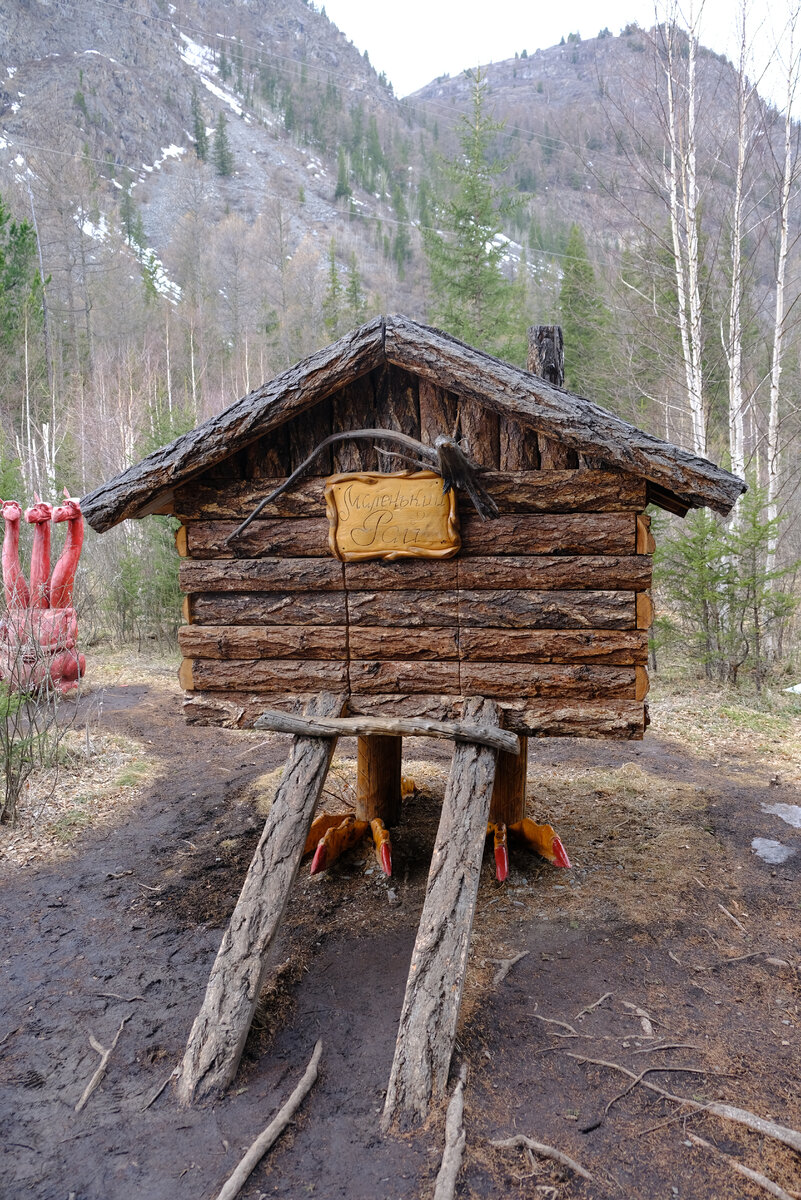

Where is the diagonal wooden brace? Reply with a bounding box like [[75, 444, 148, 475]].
[[176, 691, 346, 1106], [381, 697, 501, 1130]]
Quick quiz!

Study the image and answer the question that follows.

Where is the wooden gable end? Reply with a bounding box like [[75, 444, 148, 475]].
[[175, 363, 654, 741]]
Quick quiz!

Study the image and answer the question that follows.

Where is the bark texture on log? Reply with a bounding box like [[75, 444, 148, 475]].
[[458, 663, 636, 699], [383, 696, 496, 1123], [180, 557, 344, 593], [348, 627, 460, 660], [458, 399, 499, 468], [176, 692, 345, 1105], [457, 590, 635, 630], [191, 591, 347, 626], [187, 658, 349, 693], [418, 379, 458, 447], [458, 513, 635, 556], [182, 692, 647, 739], [499, 417, 539, 471], [381, 697, 501, 1129], [457, 629, 648, 664], [186, 519, 329, 559], [178, 625, 350, 660], [175, 470, 646, 521], [331, 374, 378, 472], [456, 555, 651, 591]]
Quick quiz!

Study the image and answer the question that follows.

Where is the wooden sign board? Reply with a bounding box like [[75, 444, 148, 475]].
[[325, 471, 460, 562]]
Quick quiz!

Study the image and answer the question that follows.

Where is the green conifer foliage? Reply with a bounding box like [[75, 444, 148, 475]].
[[559, 223, 608, 397], [422, 70, 522, 362], [191, 87, 208, 161], [334, 146, 351, 200], [213, 111, 234, 177], [0, 195, 42, 351], [322, 239, 343, 336]]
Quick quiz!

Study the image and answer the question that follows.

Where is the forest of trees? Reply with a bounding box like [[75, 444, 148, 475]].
[[0, 5, 798, 688]]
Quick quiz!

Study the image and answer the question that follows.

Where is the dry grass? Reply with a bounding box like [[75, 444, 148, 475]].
[[1, 727, 160, 869]]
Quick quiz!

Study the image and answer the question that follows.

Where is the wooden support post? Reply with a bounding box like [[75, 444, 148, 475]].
[[356, 735, 402, 826], [381, 698, 501, 1130], [489, 736, 527, 826], [176, 691, 346, 1106]]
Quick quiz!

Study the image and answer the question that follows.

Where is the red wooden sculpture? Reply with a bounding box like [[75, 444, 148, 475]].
[[0, 492, 85, 694], [1, 500, 30, 609]]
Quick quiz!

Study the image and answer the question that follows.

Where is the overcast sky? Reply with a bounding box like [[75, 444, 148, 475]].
[[320, 0, 795, 106]]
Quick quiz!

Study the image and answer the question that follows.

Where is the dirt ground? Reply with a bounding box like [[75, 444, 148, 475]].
[[1, 656, 800, 1200]]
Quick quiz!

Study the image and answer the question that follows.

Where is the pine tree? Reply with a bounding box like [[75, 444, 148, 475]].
[[334, 146, 351, 201], [559, 223, 608, 397], [213, 111, 234, 177], [345, 252, 366, 326], [191, 87, 208, 161], [0, 194, 42, 350], [322, 239, 343, 336], [422, 70, 521, 362]]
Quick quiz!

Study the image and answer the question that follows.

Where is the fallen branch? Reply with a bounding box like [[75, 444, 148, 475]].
[[687, 1133, 796, 1200], [580, 1064, 715, 1134], [75, 1017, 129, 1113], [533, 1014, 581, 1037], [567, 1054, 801, 1154], [575, 992, 612, 1021], [141, 1067, 180, 1112], [213, 1040, 322, 1200], [433, 1066, 468, 1200], [491, 1134, 593, 1182], [718, 903, 747, 933], [622, 1001, 654, 1037], [491, 951, 529, 986]]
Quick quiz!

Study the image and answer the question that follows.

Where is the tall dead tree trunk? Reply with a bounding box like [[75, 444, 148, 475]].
[[176, 691, 346, 1106], [381, 697, 501, 1130]]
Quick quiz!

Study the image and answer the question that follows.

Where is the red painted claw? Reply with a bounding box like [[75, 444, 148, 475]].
[[380, 842, 392, 877], [310, 840, 327, 875], [494, 843, 509, 883], [551, 836, 571, 869]]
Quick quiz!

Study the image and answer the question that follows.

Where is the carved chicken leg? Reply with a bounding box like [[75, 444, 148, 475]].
[[487, 818, 571, 880], [307, 814, 369, 875], [370, 817, 392, 876]]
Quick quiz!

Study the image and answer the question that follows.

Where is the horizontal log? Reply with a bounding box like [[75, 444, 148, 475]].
[[183, 659, 349, 692], [344, 559, 457, 591], [457, 590, 635, 630], [456, 555, 651, 591], [180, 558, 344, 593], [179, 554, 651, 596], [458, 663, 636, 699], [190, 591, 347, 626], [349, 627, 459, 660], [459, 513, 635, 556], [186, 519, 329, 559], [181, 513, 636, 560], [178, 625, 349, 660], [347, 589, 458, 627], [251, 710, 520, 755], [183, 691, 646, 739], [177, 625, 647, 665], [457, 629, 648, 664], [349, 660, 460, 694], [174, 470, 647, 521]]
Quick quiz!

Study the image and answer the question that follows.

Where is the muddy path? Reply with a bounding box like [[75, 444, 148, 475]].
[[1, 679, 800, 1200]]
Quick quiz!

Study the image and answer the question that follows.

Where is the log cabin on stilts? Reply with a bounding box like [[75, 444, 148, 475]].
[[81, 314, 745, 1126]]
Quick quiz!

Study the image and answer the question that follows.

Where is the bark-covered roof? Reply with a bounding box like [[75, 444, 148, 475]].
[[82, 314, 745, 532]]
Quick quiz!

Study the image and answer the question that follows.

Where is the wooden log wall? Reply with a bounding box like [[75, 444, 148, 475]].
[[174, 365, 654, 738]]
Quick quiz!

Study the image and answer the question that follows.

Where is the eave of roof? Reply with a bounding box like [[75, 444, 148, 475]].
[[81, 314, 746, 533]]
